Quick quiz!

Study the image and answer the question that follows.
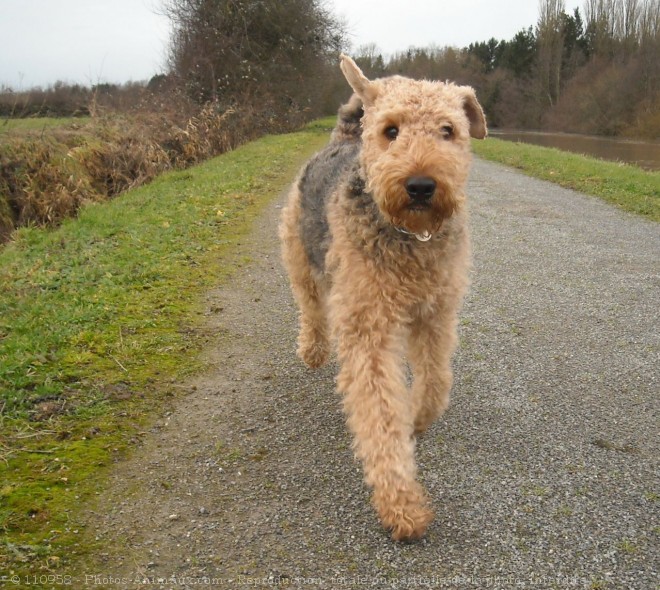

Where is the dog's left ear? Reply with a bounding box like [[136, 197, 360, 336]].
[[461, 87, 488, 139]]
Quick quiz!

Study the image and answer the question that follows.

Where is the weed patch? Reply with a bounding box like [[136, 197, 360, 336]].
[[0, 104, 307, 241]]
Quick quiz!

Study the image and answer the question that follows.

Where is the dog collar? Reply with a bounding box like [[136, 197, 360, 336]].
[[394, 226, 433, 242]]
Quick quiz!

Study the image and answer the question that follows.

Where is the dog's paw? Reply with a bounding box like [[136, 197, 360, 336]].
[[413, 412, 437, 437], [374, 485, 434, 542], [297, 337, 329, 368], [412, 393, 449, 436]]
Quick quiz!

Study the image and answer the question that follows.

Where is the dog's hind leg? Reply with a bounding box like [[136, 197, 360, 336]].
[[280, 186, 330, 368]]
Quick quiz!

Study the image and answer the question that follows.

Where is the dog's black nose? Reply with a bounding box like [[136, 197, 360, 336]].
[[405, 176, 436, 201]]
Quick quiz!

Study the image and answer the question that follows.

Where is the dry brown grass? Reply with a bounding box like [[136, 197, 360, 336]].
[[0, 135, 96, 239], [0, 100, 302, 241]]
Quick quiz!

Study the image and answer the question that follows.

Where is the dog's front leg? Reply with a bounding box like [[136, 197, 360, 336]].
[[331, 289, 434, 541], [408, 309, 457, 435]]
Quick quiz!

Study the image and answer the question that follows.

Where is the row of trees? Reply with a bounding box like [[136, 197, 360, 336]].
[[354, 0, 659, 137], [535, 0, 659, 134], [160, 0, 659, 137], [2, 0, 657, 138], [0, 80, 163, 118]]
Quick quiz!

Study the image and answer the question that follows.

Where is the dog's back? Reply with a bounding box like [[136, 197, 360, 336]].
[[297, 95, 363, 272]]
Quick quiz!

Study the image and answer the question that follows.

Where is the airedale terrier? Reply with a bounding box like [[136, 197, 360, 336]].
[[280, 55, 487, 541]]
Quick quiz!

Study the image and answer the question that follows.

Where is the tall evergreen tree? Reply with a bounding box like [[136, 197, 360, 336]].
[[499, 27, 537, 77]]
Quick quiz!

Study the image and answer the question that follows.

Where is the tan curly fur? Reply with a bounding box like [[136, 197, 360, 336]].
[[280, 54, 487, 542]]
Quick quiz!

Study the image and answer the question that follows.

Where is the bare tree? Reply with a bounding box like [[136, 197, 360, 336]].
[[583, 0, 659, 52], [621, 0, 641, 50], [637, 0, 660, 103], [638, 0, 660, 41], [584, 0, 615, 54], [537, 0, 566, 106]]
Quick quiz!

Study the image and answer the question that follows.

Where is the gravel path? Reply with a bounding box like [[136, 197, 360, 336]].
[[81, 158, 659, 589]]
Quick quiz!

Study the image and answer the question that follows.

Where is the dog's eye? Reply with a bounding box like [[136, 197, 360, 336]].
[[441, 125, 454, 139], [384, 126, 399, 140]]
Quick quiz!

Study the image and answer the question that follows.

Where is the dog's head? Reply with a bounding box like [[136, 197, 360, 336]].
[[340, 54, 487, 236]]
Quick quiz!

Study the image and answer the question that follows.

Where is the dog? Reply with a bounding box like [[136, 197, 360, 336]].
[[280, 54, 487, 541]]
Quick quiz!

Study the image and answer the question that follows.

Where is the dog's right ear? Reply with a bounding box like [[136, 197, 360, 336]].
[[340, 54, 378, 106]]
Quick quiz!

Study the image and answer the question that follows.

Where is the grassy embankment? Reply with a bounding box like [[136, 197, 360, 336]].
[[472, 137, 659, 221], [0, 119, 332, 573]]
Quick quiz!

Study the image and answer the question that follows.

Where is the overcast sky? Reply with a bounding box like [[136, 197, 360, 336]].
[[333, 0, 582, 55], [0, 0, 583, 89]]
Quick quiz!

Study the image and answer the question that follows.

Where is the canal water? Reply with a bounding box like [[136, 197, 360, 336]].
[[489, 130, 660, 171]]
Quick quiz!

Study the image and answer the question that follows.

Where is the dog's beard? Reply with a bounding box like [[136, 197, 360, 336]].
[[371, 178, 461, 235]]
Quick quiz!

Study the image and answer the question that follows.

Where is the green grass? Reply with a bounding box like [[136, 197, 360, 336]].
[[0, 116, 90, 135], [0, 121, 329, 573], [472, 137, 660, 221]]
